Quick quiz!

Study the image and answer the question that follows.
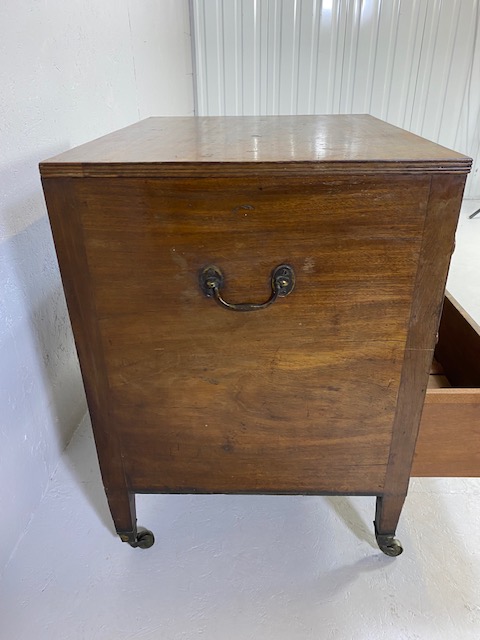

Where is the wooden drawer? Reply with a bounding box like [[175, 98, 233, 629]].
[[413, 293, 480, 476]]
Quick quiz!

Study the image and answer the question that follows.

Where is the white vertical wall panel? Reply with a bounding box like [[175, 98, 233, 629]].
[[191, 0, 480, 197]]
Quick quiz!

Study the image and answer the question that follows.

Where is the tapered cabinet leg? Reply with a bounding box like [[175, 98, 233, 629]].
[[106, 488, 155, 549], [374, 495, 405, 557]]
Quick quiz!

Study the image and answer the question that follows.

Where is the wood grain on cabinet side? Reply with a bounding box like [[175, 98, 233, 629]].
[[69, 174, 429, 495], [41, 177, 135, 533], [381, 174, 467, 506]]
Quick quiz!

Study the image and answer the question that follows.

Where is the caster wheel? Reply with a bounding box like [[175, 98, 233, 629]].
[[119, 527, 155, 549], [376, 533, 403, 557], [135, 527, 155, 549]]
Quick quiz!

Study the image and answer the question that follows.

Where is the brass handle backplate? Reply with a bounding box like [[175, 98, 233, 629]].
[[199, 264, 295, 312]]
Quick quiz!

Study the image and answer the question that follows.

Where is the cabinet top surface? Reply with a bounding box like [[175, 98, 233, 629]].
[[40, 115, 471, 178]]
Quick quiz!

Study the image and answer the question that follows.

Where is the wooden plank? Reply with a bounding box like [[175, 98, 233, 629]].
[[413, 389, 480, 476], [427, 374, 450, 388]]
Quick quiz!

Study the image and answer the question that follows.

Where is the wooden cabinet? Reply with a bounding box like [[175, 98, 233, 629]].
[[40, 115, 471, 554]]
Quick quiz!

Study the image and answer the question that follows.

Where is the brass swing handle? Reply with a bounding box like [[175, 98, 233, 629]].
[[199, 264, 295, 312]]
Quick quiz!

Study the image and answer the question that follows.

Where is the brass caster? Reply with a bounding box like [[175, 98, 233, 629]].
[[119, 527, 155, 549], [135, 527, 155, 549], [376, 532, 403, 557]]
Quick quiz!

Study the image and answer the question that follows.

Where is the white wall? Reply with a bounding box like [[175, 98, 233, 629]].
[[192, 0, 480, 197], [0, 0, 193, 575]]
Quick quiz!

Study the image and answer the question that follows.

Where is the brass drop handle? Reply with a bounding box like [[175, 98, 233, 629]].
[[199, 264, 295, 312]]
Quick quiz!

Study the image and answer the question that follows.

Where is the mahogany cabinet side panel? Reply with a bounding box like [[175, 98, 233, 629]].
[[41, 177, 133, 531], [383, 173, 467, 497]]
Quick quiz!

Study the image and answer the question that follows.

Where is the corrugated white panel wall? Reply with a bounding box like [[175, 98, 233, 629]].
[[191, 0, 480, 197]]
